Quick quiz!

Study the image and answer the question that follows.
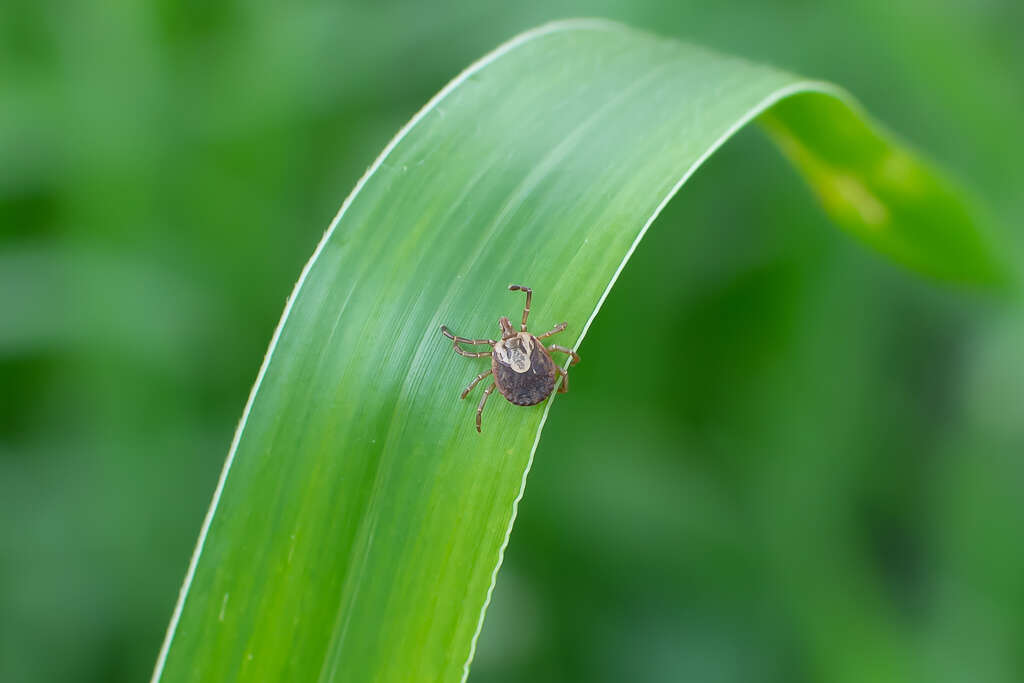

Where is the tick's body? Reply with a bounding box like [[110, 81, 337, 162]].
[[493, 332, 558, 406], [441, 285, 580, 432]]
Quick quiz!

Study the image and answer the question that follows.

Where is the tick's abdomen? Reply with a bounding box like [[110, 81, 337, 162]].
[[493, 335, 557, 406]]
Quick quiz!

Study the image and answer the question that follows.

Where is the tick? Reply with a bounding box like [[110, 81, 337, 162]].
[[441, 284, 580, 432]]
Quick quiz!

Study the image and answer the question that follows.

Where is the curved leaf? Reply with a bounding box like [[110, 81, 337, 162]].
[[152, 19, 1004, 683]]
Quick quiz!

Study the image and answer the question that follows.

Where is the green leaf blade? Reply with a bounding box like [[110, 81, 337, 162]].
[[153, 19, 1005, 683]]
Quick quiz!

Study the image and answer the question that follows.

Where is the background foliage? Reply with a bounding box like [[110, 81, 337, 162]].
[[1, 2, 1022, 683]]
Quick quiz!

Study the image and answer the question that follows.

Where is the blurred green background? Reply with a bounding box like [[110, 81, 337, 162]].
[[2, 2, 1022, 682]]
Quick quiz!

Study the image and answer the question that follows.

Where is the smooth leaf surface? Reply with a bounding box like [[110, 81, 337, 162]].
[[152, 19, 1004, 683]]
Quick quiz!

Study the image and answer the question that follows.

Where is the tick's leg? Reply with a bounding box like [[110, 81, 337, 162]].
[[461, 369, 493, 399], [555, 366, 570, 394], [546, 343, 578, 394], [536, 322, 567, 340], [508, 285, 532, 331], [476, 382, 497, 432], [441, 325, 495, 346], [450, 345, 492, 358], [441, 325, 495, 357], [546, 344, 580, 366]]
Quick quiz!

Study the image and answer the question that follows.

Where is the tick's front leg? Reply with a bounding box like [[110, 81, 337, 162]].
[[508, 285, 532, 332]]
